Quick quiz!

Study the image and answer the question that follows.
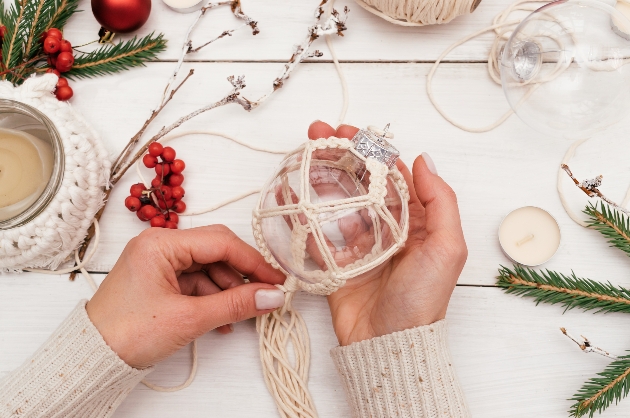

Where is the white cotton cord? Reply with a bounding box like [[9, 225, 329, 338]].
[[326, 0, 349, 126], [428, 0, 630, 227], [141, 339, 199, 392], [427, 0, 553, 132], [326, 35, 349, 126], [25, 219, 102, 276], [353, 0, 480, 26], [257, 276, 318, 418], [135, 130, 292, 215], [426, 20, 519, 133], [181, 189, 262, 216]]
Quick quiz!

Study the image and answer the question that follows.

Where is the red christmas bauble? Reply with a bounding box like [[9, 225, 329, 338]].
[[91, 0, 151, 33]]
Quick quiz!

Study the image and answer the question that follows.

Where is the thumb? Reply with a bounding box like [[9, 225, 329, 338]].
[[412, 153, 464, 237], [190, 282, 286, 332]]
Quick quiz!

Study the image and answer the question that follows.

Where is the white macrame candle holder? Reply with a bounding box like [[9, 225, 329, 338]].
[[252, 134, 410, 418], [0, 74, 110, 272]]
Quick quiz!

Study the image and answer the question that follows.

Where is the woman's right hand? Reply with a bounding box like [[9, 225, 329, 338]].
[[308, 121, 468, 346]]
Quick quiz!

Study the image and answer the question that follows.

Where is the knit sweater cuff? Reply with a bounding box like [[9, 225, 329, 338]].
[[0, 300, 153, 418], [330, 320, 470, 418]]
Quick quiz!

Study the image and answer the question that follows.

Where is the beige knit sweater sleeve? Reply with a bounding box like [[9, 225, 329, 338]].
[[0, 303, 468, 418], [330, 320, 471, 418], [0, 301, 152, 418]]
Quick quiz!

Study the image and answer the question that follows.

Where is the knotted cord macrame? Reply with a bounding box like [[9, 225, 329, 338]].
[[252, 136, 410, 417], [427, 0, 630, 225], [354, 0, 482, 26], [0, 74, 110, 272]]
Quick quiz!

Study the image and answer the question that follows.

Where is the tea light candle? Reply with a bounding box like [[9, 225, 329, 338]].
[[162, 0, 206, 13], [0, 127, 54, 221], [498, 206, 561, 266]]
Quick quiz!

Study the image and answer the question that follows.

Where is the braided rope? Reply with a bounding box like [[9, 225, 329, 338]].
[[0, 74, 110, 272], [253, 137, 410, 417]]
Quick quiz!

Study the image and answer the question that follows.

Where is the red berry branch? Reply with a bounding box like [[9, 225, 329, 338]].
[[41, 28, 75, 100], [124, 143, 186, 229]]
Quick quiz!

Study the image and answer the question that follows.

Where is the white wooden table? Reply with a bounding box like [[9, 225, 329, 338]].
[[3, 0, 630, 416]]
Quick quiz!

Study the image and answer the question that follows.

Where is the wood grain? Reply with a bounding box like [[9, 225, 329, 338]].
[[2, 275, 630, 417], [3, 0, 630, 417]]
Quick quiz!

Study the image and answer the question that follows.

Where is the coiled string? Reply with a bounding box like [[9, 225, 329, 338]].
[[427, 0, 630, 224]]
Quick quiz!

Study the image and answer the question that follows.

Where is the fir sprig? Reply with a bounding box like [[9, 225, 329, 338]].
[[64, 33, 166, 79], [22, 0, 80, 62], [496, 265, 630, 314], [3, 0, 30, 77], [570, 354, 630, 417], [584, 202, 630, 256]]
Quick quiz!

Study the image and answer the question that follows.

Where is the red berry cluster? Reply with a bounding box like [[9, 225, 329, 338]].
[[124, 143, 186, 229], [41, 28, 74, 101]]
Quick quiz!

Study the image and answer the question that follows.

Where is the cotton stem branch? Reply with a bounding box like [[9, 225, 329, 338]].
[[159, 0, 258, 110], [561, 164, 630, 216], [111, 69, 195, 178], [560, 327, 618, 360], [243, 1, 349, 110]]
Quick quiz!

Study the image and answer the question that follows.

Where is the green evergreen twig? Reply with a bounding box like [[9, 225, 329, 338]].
[[584, 202, 630, 256], [496, 265, 630, 314], [570, 354, 630, 417], [64, 34, 166, 79]]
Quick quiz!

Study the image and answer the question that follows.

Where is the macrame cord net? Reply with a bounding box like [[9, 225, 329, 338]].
[[252, 136, 410, 418]]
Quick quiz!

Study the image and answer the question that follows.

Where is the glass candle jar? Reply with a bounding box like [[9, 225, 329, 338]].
[[0, 99, 64, 229]]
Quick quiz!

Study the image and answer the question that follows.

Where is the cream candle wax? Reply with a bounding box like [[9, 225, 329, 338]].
[[498, 206, 561, 266], [162, 0, 206, 13], [0, 127, 54, 222]]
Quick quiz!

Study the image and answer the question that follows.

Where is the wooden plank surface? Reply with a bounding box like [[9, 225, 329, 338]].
[[3, 0, 630, 417], [2, 274, 630, 417], [64, 0, 519, 62]]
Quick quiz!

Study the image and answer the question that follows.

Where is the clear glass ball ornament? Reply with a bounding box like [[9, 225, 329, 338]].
[[500, 0, 630, 139], [254, 134, 409, 285]]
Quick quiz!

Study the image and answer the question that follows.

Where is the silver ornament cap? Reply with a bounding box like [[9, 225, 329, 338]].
[[351, 124, 400, 168]]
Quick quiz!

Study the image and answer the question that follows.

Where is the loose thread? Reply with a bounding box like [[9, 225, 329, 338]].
[[428, 0, 630, 226]]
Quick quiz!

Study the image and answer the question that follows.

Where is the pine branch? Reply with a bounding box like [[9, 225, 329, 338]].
[[23, 0, 80, 61], [45, 0, 80, 32], [496, 265, 630, 314], [584, 202, 630, 257], [570, 353, 630, 417], [3, 0, 30, 79], [64, 33, 166, 79]]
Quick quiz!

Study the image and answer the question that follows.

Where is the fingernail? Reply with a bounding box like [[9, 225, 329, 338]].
[[422, 152, 438, 175], [228, 323, 234, 333], [255, 289, 285, 310]]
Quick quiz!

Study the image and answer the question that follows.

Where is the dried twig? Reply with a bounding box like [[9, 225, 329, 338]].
[[111, 69, 195, 177], [560, 327, 618, 360], [159, 0, 258, 111], [561, 164, 630, 216], [242, 2, 349, 110]]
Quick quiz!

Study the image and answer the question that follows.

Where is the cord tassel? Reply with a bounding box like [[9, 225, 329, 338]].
[[257, 276, 318, 418]]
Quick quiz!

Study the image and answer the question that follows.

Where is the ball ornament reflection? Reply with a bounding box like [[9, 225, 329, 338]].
[[252, 127, 410, 295], [501, 0, 630, 139]]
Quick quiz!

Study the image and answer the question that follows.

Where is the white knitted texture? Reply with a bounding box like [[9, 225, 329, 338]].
[[0, 301, 152, 418], [330, 320, 471, 418], [0, 74, 110, 271]]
